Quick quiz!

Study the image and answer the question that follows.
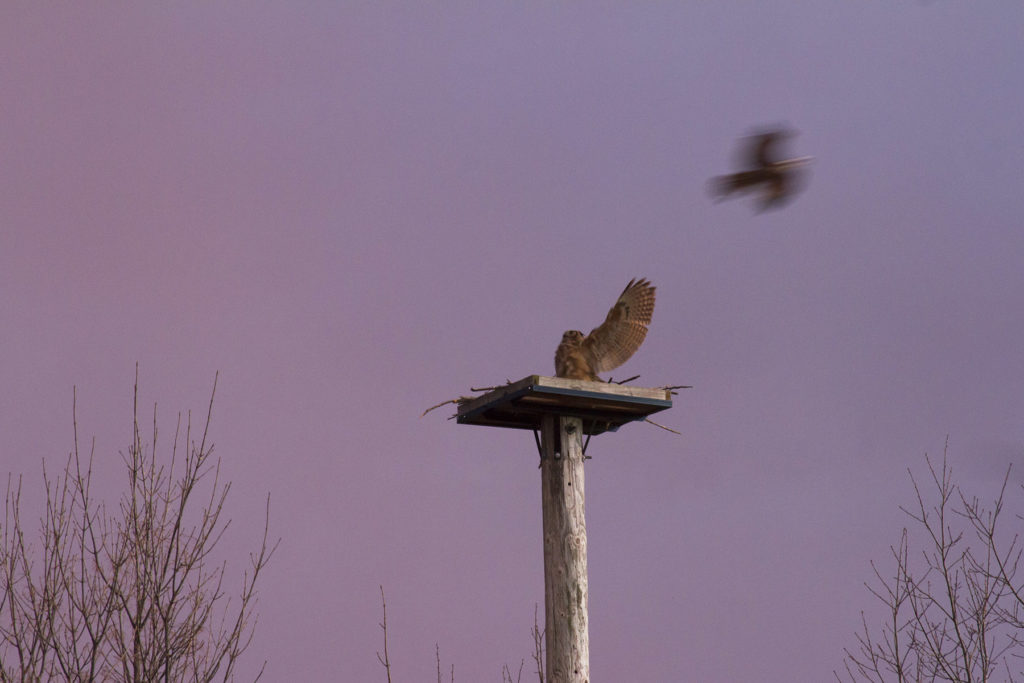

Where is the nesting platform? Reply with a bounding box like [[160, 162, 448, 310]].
[[456, 375, 672, 436]]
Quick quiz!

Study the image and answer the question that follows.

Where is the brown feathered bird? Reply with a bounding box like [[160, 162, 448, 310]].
[[709, 129, 812, 211], [554, 278, 656, 381]]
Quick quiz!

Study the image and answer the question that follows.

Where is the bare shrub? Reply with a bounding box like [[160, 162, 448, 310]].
[[839, 443, 1024, 682], [0, 373, 277, 682]]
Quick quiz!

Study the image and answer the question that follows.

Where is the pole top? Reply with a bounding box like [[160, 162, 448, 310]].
[[456, 375, 672, 436]]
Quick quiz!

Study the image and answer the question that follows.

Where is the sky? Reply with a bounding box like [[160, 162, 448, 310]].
[[2, 3, 1023, 681]]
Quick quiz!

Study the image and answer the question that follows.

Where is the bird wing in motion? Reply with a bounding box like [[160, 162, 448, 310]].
[[581, 278, 656, 373], [710, 127, 811, 211], [748, 130, 787, 168], [761, 172, 792, 210]]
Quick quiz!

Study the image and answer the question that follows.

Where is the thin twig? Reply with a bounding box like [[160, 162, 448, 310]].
[[469, 380, 513, 392], [644, 418, 682, 435], [422, 381, 513, 417], [421, 398, 472, 418], [532, 604, 545, 683], [376, 585, 392, 683]]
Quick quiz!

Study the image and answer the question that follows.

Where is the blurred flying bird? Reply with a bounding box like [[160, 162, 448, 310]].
[[709, 128, 812, 211], [554, 278, 656, 381]]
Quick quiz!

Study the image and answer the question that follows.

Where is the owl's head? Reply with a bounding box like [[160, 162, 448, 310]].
[[561, 330, 585, 345]]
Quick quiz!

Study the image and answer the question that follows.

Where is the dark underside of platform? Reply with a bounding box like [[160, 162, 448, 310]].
[[456, 375, 672, 436]]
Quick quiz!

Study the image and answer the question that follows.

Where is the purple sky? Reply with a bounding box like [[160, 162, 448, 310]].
[[3, 3, 1024, 681]]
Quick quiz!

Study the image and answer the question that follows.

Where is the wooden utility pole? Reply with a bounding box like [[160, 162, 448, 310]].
[[539, 414, 589, 681], [458, 375, 672, 683]]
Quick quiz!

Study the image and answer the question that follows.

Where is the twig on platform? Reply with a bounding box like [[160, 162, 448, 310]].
[[644, 418, 682, 435], [469, 380, 513, 392], [421, 397, 472, 417], [423, 380, 517, 417]]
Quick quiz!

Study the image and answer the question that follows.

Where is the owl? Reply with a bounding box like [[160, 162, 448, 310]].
[[554, 278, 656, 381], [709, 128, 812, 211]]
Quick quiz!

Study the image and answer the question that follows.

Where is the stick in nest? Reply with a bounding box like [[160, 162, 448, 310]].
[[421, 397, 471, 418], [469, 380, 514, 392], [644, 418, 682, 435], [421, 380, 513, 418]]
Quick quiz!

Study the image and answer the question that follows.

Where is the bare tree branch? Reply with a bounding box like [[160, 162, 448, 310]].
[[839, 441, 1024, 683], [0, 373, 275, 683], [377, 585, 392, 683], [532, 604, 545, 683]]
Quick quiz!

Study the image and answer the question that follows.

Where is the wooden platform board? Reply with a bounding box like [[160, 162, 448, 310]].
[[456, 375, 672, 436]]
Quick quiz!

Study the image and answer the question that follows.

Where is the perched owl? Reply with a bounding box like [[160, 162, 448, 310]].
[[709, 128, 812, 211], [554, 278, 656, 381]]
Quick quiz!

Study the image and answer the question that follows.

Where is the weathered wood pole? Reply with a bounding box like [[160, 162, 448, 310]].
[[539, 414, 590, 683]]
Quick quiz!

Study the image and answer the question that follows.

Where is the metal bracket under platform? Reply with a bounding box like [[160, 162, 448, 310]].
[[456, 375, 672, 436]]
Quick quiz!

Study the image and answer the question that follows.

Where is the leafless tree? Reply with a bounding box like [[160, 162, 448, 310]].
[[838, 443, 1024, 682], [530, 604, 544, 683], [500, 607, 545, 683], [375, 588, 543, 683], [0, 373, 277, 682]]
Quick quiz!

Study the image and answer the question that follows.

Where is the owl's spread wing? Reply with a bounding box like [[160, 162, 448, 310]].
[[581, 278, 656, 373]]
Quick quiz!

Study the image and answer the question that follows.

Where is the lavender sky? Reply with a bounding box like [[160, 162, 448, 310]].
[[2, 3, 1023, 681]]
